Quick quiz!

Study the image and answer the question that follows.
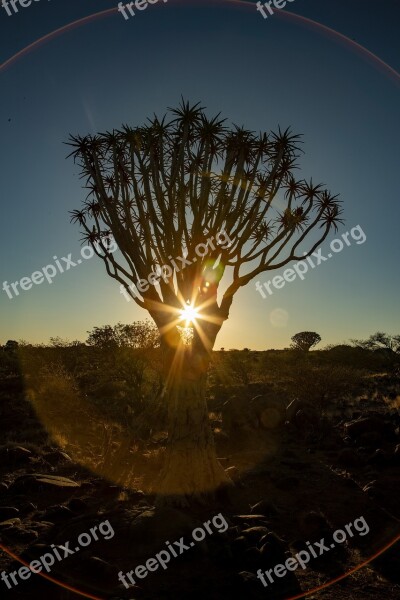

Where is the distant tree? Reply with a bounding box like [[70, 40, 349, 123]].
[[49, 337, 84, 348], [86, 321, 159, 349], [4, 340, 19, 352], [291, 331, 321, 352], [351, 332, 400, 354]]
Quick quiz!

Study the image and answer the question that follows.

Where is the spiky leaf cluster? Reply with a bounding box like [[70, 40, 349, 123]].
[[67, 100, 343, 321]]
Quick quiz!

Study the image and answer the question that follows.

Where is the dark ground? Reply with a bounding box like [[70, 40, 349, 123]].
[[1, 353, 400, 600]]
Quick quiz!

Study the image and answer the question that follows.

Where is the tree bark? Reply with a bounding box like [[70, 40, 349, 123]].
[[155, 338, 232, 505]]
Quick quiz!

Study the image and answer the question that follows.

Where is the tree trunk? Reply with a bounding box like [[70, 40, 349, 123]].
[[155, 342, 232, 505]]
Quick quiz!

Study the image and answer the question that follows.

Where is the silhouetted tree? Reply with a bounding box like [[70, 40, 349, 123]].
[[86, 321, 159, 349], [68, 100, 342, 503], [291, 331, 321, 352], [3, 340, 19, 353], [351, 332, 400, 354]]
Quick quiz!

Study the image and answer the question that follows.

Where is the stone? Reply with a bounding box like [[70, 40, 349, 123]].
[[242, 526, 270, 543], [231, 535, 250, 556], [336, 448, 361, 468], [0, 483, 9, 494], [11, 474, 80, 492], [3, 527, 38, 542], [225, 466, 239, 479], [68, 498, 88, 512], [243, 546, 263, 568], [298, 511, 332, 539], [275, 476, 299, 491], [0, 517, 21, 528], [259, 532, 288, 564], [0, 507, 19, 521], [42, 504, 74, 523], [44, 451, 72, 466], [369, 449, 389, 466], [0, 446, 32, 464], [78, 556, 118, 580], [344, 416, 388, 439], [235, 571, 266, 600], [250, 500, 279, 517]]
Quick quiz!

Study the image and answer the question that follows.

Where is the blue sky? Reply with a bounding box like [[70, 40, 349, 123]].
[[0, 0, 399, 349]]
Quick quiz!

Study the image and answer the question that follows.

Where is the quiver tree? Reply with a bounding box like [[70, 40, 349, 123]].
[[291, 331, 322, 352], [67, 100, 343, 503]]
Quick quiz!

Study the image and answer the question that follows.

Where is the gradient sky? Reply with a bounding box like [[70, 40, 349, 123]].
[[0, 0, 399, 350]]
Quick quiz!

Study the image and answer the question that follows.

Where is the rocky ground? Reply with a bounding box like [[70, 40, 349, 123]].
[[1, 375, 400, 600]]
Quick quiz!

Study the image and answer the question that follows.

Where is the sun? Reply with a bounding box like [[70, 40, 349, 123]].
[[179, 303, 200, 325]]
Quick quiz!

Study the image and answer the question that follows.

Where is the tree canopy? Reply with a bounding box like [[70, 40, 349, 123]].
[[291, 331, 321, 351], [68, 100, 343, 340]]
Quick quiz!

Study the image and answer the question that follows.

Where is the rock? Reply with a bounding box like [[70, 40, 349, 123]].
[[30, 521, 54, 533], [0, 507, 19, 521], [231, 535, 250, 556], [372, 540, 400, 583], [67, 498, 88, 512], [243, 546, 263, 568], [242, 526, 270, 543], [336, 448, 361, 468], [294, 407, 319, 429], [259, 532, 288, 564], [225, 466, 239, 479], [0, 483, 9, 494], [235, 571, 266, 600], [231, 515, 270, 526], [11, 474, 80, 492], [298, 511, 332, 539], [128, 489, 146, 501], [357, 431, 383, 447], [280, 459, 310, 469], [393, 444, 400, 464], [275, 476, 299, 491], [0, 446, 32, 464], [20, 502, 37, 515], [19, 543, 53, 562], [369, 449, 389, 466], [42, 504, 74, 523], [111, 508, 204, 558], [0, 517, 21, 528], [250, 500, 279, 517], [78, 556, 118, 581], [44, 451, 72, 466], [344, 416, 388, 439], [1, 526, 38, 542], [363, 481, 380, 500]]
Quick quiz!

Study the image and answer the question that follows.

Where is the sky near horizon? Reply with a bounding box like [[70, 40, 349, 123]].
[[0, 0, 399, 350]]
